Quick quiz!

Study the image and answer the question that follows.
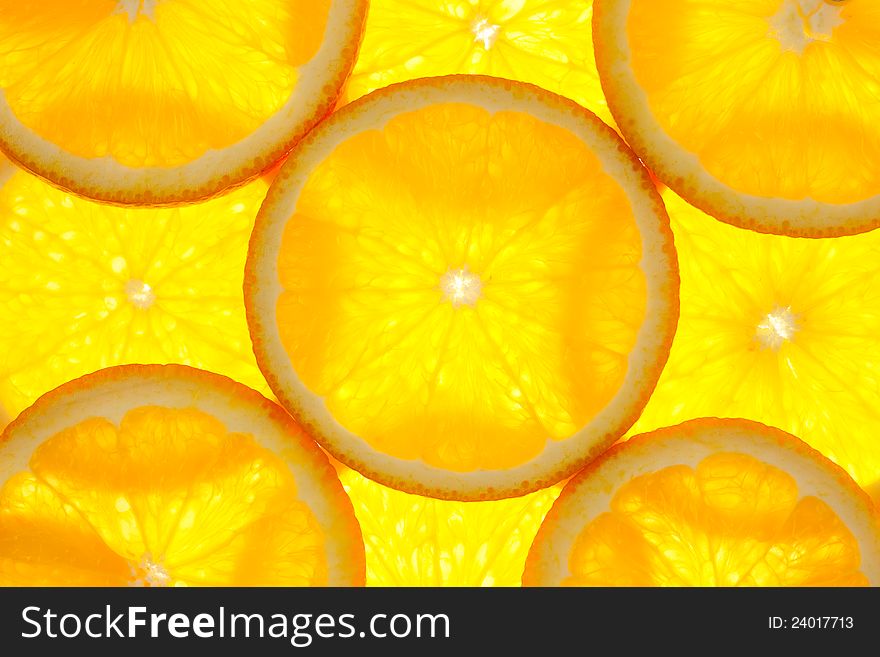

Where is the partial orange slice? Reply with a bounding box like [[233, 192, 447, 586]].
[[340, 466, 561, 585], [245, 75, 678, 500], [632, 190, 880, 506], [0, 1, 367, 204], [594, 0, 880, 236], [0, 154, 268, 429], [344, 0, 612, 125], [524, 418, 880, 587], [0, 365, 364, 586]]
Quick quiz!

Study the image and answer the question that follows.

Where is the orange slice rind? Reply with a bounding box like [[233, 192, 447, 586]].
[[0, 0, 367, 205], [594, 0, 880, 237], [246, 75, 679, 500], [524, 418, 880, 587], [0, 364, 365, 586]]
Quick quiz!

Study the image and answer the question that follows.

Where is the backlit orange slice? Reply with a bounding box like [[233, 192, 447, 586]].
[[0, 365, 365, 586], [524, 418, 880, 586], [594, 0, 880, 236], [340, 465, 561, 585], [245, 75, 678, 500], [0, 153, 269, 430], [631, 190, 880, 506], [343, 0, 612, 125], [0, 0, 367, 205]]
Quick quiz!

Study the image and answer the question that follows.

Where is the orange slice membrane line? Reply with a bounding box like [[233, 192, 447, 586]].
[[278, 102, 647, 472], [525, 419, 880, 587], [0, 365, 365, 587], [246, 75, 678, 500], [1, 406, 328, 586]]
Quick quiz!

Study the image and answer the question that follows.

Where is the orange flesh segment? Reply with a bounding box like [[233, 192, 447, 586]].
[[0, 163, 270, 425], [626, 0, 880, 204], [0, 0, 330, 167], [340, 467, 561, 585], [0, 406, 327, 586], [632, 190, 880, 502], [276, 102, 646, 472], [345, 0, 610, 124], [566, 452, 867, 586]]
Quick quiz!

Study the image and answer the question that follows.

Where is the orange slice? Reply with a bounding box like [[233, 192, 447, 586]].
[[524, 418, 880, 587], [594, 0, 880, 236], [632, 190, 880, 506], [245, 75, 678, 500], [343, 0, 612, 125], [0, 1, 367, 205], [340, 466, 561, 585], [0, 154, 268, 429], [0, 365, 364, 586]]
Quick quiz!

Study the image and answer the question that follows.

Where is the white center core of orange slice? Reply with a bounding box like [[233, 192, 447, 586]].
[[770, 0, 845, 54], [441, 267, 482, 307], [125, 279, 155, 309], [756, 306, 799, 350], [131, 556, 171, 587], [116, 0, 157, 22], [472, 18, 501, 50]]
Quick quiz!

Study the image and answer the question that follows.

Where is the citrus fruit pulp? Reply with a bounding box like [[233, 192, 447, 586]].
[[594, 0, 880, 236], [0, 154, 269, 430], [0, 0, 367, 204], [246, 75, 678, 500], [524, 418, 880, 586], [340, 466, 560, 585], [344, 0, 611, 125], [632, 190, 880, 506], [0, 364, 364, 586]]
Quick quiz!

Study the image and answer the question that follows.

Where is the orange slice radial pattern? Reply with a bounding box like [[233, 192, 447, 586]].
[[344, 0, 612, 125], [631, 190, 880, 506], [246, 76, 678, 500], [0, 154, 270, 430], [594, 0, 880, 236], [340, 466, 561, 585], [524, 418, 880, 587], [0, 0, 367, 204], [0, 365, 365, 586]]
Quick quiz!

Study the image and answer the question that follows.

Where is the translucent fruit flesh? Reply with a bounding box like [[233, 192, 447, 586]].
[[625, 0, 880, 205], [0, 0, 330, 168], [276, 102, 647, 472], [632, 191, 880, 504], [0, 157, 269, 427], [345, 0, 611, 124], [341, 467, 560, 585], [525, 420, 880, 587], [0, 406, 328, 586], [566, 452, 866, 586]]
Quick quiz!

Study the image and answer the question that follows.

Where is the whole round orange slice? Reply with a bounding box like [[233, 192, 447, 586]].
[[594, 0, 880, 237], [0, 365, 365, 586], [245, 75, 679, 500], [524, 418, 880, 587], [0, 1, 367, 205]]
